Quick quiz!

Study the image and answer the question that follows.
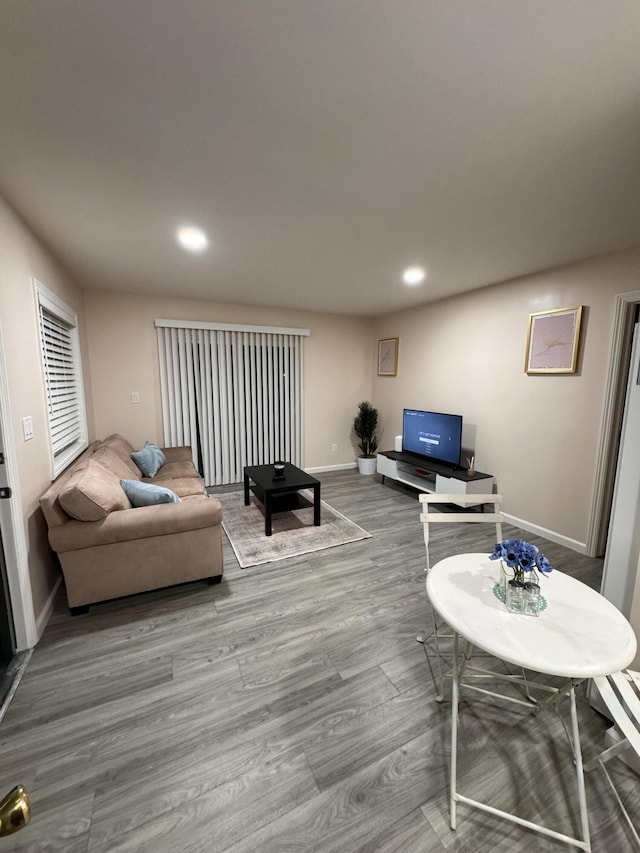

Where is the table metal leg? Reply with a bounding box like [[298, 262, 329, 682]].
[[569, 683, 591, 851], [450, 632, 460, 830], [244, 474, 250, 505], [447, 664, 592, 850]]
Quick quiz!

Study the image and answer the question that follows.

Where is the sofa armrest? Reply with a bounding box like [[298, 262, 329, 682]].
[[48, 495, 223, 553], [161, 446, 193, 463]]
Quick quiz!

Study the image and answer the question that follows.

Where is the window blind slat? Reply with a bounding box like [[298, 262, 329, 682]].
[[36, 285, 88, 476]]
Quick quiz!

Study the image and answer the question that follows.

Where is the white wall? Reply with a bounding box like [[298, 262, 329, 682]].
[[83, 290, 374, 470], [0, 195, 93, 641], [372, 249, 640, 549]]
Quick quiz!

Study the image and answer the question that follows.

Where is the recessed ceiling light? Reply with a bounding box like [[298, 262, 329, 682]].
[[403, 266, 426, 285], [176, 225, 209, 253]]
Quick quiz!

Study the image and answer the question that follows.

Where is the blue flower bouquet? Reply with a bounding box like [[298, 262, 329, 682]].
[[490, 538, 553, 616]]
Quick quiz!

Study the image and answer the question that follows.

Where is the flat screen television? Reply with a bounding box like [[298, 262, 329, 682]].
[[402, 408, 463, 468]]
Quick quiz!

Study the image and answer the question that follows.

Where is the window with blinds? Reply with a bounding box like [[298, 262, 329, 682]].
[[35, 281, 88, 478]]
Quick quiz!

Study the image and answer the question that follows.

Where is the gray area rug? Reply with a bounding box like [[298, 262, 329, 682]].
[[220, 489, 371, 568]]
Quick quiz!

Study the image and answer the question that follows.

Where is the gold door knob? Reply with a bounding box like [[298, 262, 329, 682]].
[[0, 785, 31, 836]]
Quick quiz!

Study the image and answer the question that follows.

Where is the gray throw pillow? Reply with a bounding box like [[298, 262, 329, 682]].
[[131, 441, 166, 477], [120, 479, 181, 507]]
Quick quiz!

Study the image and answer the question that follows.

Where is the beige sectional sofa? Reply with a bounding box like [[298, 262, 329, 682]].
[[39, 434, 223, 613]]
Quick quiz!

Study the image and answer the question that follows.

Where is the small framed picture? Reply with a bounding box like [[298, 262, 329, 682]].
[[378, 337, 399, 376], [525, 306, 583, 374]]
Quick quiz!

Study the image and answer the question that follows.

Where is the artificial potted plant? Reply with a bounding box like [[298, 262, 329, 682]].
[[353, 400, 379, 475]]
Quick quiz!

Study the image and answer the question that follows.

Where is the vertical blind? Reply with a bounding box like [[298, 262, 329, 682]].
[[156, 321, 307, 486]]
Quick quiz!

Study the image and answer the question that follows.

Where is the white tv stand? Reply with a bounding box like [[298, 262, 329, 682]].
[[377, 450, 494, 506]]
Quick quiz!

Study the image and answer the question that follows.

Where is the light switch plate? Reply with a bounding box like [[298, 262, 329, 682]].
[[131, 392, 140, 404], [22, 416, 34, 440]]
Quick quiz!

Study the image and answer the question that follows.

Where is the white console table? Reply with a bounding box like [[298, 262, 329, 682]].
[[377, 450, 493, 506]]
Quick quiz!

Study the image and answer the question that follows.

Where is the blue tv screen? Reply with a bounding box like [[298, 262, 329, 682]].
[[402, 409, 463, 467]]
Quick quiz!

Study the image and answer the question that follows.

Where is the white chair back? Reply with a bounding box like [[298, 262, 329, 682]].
[[588, 669, 640, 847], [419, 493, 503, 573], [592, 669, 640, 762]]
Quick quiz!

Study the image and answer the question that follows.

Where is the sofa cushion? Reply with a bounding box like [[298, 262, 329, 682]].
[[144, 476, 207, 498], [120, 479, 181, 507], [131, 441, 166, 478], [161, 446, 193, 463], [58, 460, 130, 521], [98, 434, 141, 478], [150, 460, 198, 480], [102, 433, 136, 454], [39, 441, 101, 528], [48, 494, 222, 552], [91, 446, 138, 482]]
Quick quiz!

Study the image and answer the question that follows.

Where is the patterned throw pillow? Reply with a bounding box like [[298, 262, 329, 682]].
[[131, 441, 166, 478], [120, 479, 181, 507]]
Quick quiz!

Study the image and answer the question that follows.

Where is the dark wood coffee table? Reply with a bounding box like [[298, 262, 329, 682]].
[[243, 462, 321, 536]]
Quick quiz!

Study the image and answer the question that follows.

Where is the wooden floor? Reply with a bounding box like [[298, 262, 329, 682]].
[[2, 470, 638, 852]]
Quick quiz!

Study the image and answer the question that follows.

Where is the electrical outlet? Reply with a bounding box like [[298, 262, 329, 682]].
[[332, 443, 338, 452]]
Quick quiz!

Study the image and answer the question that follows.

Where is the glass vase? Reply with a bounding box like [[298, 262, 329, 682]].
[[500, 561, 541, 617]]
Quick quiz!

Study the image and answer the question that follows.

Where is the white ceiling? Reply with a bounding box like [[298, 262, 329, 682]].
[[1, 2, 640, 316]]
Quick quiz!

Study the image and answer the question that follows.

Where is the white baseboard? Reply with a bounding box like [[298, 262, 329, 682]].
[[35, 574, 63, 642], [306, 463, 357, 473], [501, 512, 587, 555]]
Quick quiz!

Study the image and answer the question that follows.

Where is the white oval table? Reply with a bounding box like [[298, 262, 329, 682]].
[[426, 553, 638, 852]]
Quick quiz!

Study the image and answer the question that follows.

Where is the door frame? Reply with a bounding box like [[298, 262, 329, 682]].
[[588, 289, 640, 557], [0, 323, 37, 650]]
